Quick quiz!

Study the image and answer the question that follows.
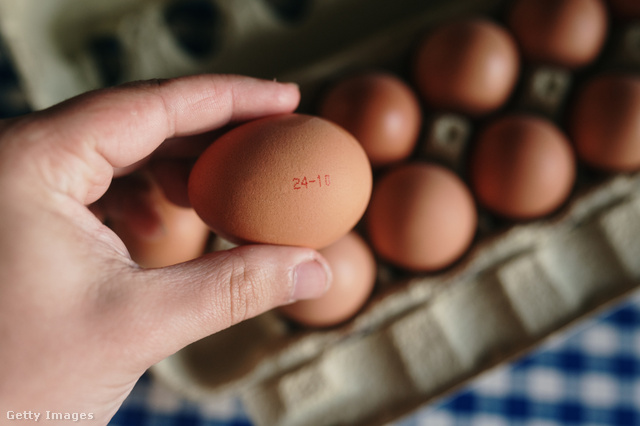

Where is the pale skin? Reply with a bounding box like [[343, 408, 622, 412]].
[[0, 75, 331, 424]]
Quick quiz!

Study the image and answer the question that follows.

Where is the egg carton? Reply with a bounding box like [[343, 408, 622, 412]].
[[2, 0, 640, 425], [0, 0, 503, 110], [155, 174, 640, 425]]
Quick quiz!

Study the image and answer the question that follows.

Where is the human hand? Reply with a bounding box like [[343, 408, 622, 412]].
[[0, 75, 331, 424]]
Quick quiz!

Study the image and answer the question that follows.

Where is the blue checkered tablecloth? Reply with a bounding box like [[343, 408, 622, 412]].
[[109, 291, 640, 426], [396, 293, 640, 426]]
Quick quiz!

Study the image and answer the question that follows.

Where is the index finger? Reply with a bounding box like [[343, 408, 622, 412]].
[[19, 74, 300, 204], [44, 74, 300, 169]]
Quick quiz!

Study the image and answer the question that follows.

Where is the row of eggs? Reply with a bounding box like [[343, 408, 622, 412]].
[[108, 0, 640, 327]]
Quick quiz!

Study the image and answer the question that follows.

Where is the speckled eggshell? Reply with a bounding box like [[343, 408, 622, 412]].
[[188, 114, 373, 249], [279, 231, 376, 328]]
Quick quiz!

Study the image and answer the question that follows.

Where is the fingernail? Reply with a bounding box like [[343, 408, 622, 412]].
[[276, 82, 300, 105], [292, 259, 331, 301]]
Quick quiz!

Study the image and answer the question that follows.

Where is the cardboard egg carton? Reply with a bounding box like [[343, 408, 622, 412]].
[[2, 0, 640, 425], [0, 0, 503, 110], [155, 174, 640, 425]]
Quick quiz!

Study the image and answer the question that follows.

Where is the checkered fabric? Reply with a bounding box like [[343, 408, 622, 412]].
[[396, 292, 640, 426], [109, 376, 251, 426], [110, 292, 640, 426]]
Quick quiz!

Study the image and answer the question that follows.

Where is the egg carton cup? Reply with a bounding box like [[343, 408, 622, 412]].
[[2, 0, 640, 425]]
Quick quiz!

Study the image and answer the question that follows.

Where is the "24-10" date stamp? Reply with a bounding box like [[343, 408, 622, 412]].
[[293, 174, 331, 190]]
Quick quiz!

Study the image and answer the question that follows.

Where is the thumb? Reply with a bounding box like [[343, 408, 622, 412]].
[[120, 244, 331, 366]]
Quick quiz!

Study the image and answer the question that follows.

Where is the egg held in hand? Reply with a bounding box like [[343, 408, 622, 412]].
[[188, 114, 373, 249], [279, 231, 376, 327]]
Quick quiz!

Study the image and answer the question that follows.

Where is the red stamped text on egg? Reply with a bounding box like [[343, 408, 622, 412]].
[[293, 174, 331, 190]]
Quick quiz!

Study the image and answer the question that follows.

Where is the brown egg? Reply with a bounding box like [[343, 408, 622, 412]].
[[188, 114, 372, 249], [366, 163, 476, 271], [413, 18, 519, 116], [508, 0, 608, 68], [111, 178, 210, 268], [470, 114, 576, 220], [570, 74, 640, 171], [318, 72, 422, 168], [608, 0, 640, 18], [279, 232, 376, 327]]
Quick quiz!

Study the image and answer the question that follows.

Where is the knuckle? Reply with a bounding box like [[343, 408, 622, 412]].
[[218, 251, 268, 327]]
